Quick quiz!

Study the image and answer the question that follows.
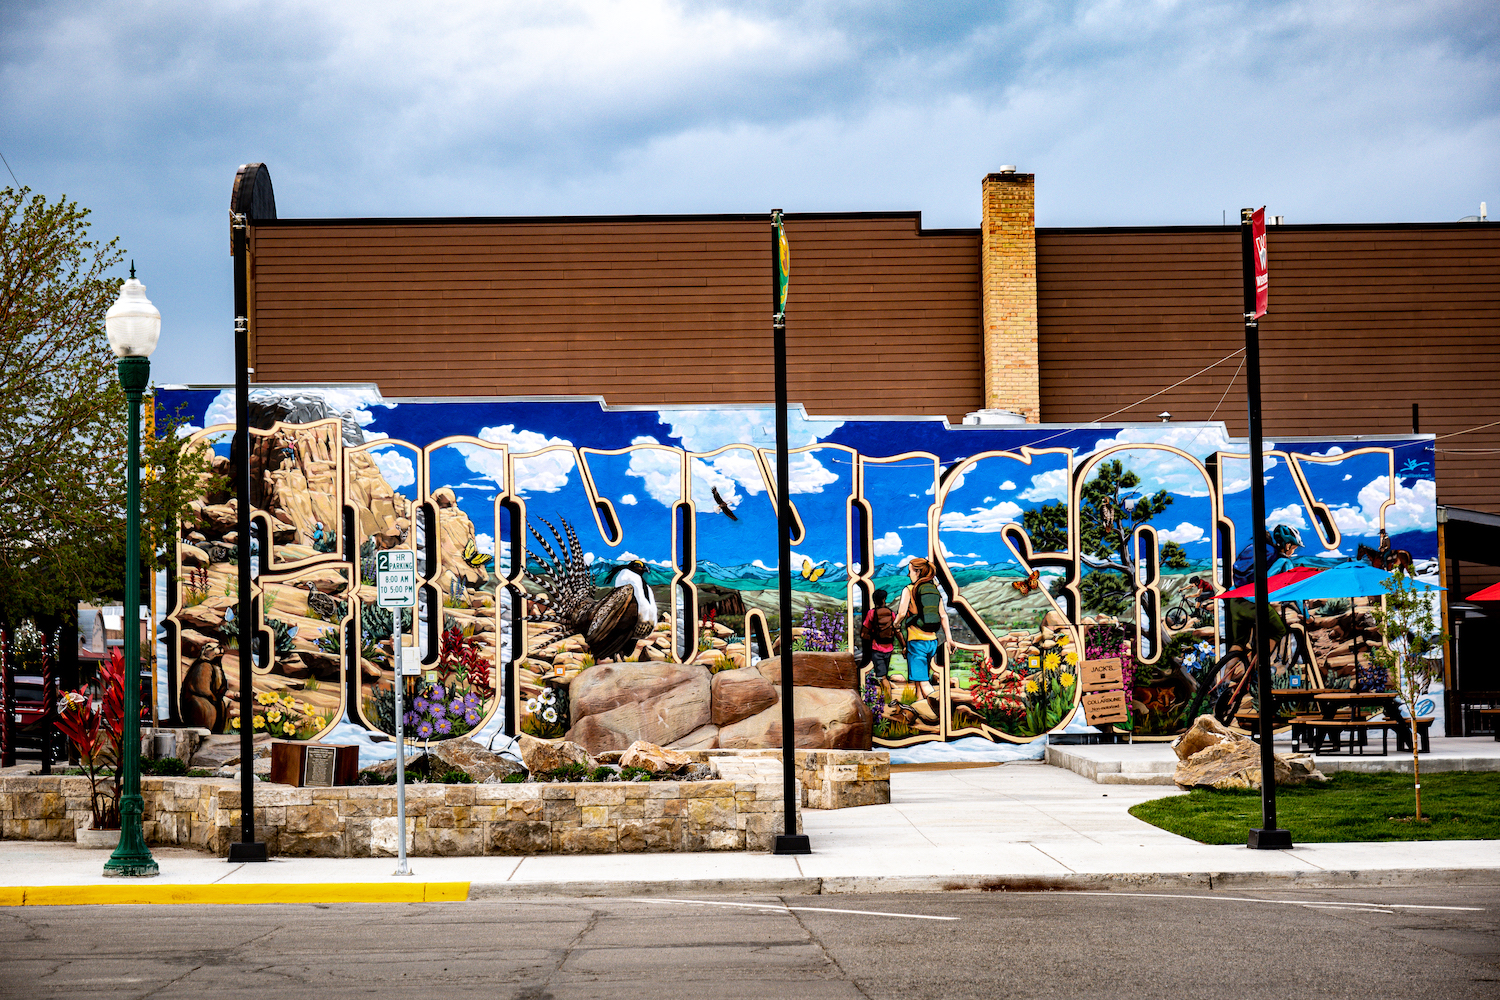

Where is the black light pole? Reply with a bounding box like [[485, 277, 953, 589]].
[[771, 210, 810, 855], [1242, 207, 1292, 850], [230, 204, 267, 863]]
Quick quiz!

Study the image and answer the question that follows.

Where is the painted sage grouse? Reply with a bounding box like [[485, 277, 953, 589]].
[[525, 516, 658, 662]]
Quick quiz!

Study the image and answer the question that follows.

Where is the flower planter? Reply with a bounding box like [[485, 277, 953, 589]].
[[75, 825, 121, 849]]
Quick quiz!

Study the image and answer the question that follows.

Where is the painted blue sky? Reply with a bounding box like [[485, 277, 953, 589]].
[[159, 388, 1439, 577]]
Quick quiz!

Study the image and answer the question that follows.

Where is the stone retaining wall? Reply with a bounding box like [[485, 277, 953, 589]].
[[0, 774, 797, 857], [680, 749, 890, 809]]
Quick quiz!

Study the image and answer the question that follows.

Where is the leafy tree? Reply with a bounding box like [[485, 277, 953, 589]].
[[0, 187, 215, 627], [0, 187, 127, 624], [1078, 459, 1173, 616], [1370, 568, 1445, 821], [1021, 501, 1068, 553], [1162, 540, 1190, 570]]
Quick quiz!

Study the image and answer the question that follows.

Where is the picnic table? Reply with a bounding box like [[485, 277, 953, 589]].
[[1290, 692, 1431, 755]]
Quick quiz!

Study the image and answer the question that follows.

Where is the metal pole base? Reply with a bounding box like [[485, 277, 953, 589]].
[[229, 841, 269, 862], [102, 858, 160, 878], [773, 834, 811, 855], [1247, 828, 1294, 850]]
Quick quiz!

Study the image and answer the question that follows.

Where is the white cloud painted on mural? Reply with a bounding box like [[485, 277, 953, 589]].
[[1328, 476, 1435, 535], [937, 500, 1025, 533], [455, 425, 575, 493], [1156, 521, 1206, 545], [620, 494, 638, 505], [1019, 468, 1068, 502], [473, 533, 495, 556], [369, 447, 416, 489], [1000, 480, 1016, 491], [661, 408, 843, 498], [201, 387, 393, 434], [624, 437, 684, 507], [872, 531, 904, 556], [1266, 504, 1308, 530], [1081, 426, 1275, 498]]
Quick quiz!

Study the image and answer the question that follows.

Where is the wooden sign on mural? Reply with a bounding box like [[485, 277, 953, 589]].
[[1081, 690, 1130, 726], [1080, 658, 1125, 693]]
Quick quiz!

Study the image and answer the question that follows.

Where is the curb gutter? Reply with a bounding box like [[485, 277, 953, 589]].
[[5, 868, 1497, 906]]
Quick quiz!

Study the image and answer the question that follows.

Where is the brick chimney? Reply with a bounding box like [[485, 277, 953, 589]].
[[980, 169, 1039, 422]]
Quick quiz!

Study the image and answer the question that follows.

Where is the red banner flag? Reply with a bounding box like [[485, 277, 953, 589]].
[[1251, 206, 1269, 318]]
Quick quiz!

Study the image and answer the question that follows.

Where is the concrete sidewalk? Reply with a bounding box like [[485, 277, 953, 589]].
[[3, 761, 1497, 904], [1048, 734, 1500, 785]]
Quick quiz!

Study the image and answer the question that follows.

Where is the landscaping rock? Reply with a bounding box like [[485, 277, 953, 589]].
[[517, 734, 592, 774], [564, 664, 711, 752], [711, 666, 778, 726], [755, 651, 858, 690], [1173, 714, 1239, 761], [1173, 737, 1327, 791], [618, 740, 691, 775], [667, 724, 719, 751]]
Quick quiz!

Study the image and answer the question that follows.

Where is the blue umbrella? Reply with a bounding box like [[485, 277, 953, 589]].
[[1265, 560, 1443, 691], [1267, 561, 1443, 602]]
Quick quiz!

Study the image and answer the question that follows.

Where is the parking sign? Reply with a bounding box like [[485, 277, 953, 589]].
[[375, 549, 416, 608]]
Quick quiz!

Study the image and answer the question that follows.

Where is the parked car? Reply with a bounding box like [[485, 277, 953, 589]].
[[7, 674, 67, 764]]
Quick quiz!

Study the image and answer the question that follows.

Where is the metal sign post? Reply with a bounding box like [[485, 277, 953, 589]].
[[376, 550, 417, 875]]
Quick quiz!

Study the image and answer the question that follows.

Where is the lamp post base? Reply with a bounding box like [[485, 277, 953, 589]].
[[773, 834, 812, 855], [229, 841, 269, 862], [102, 857, 160, 878], [1247, 828, 1294, 850]]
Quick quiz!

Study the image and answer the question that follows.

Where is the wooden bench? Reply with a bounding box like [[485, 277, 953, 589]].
[[1478, 708, 1500, 741], [1291, 715, 1435, 756]]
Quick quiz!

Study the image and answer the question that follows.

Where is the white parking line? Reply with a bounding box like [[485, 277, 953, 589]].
[[1013, 891, 1483, 912], [627, 897, 960, 921]]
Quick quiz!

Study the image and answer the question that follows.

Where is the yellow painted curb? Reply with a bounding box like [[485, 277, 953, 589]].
[[2, 882, 470, 906]]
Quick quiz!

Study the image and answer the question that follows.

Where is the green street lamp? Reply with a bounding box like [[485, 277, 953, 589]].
[[103, 264, 161, 878]]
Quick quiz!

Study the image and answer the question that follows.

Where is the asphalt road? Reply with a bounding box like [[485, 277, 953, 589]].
[[4, 886, 1498, 999]]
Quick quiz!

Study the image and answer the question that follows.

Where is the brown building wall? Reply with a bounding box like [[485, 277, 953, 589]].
[[1035, 223, 1500, 587], [248, 214, 983, 422]]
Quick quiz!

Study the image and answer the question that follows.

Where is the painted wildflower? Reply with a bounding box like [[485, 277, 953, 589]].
[[435, 717, 453, 735], [416, 720, 434, 739], [543, 706, 558, 723], [464, 708, 481, 726], [1042, 652, 1060, 671], [449, 696, 465, 716], [413, 695, 429, 714], [525, 698, 539, 714]]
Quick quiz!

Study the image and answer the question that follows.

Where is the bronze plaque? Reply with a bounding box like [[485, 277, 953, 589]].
[[302, 745, 337, 788], [1082, 690, 1130, 726], [1080, 657, 1124, 693]]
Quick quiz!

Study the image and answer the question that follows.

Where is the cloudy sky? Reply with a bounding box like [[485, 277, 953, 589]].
[[3, 0, 1496, 384]]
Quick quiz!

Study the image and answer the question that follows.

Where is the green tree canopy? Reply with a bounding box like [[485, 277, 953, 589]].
[[0, 188, 217, 627], [0, 187, 128, 624]]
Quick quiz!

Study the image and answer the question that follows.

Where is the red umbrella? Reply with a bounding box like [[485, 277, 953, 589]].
[[1468, 581, 1500, 601], [1214, 566, 1324, 601]]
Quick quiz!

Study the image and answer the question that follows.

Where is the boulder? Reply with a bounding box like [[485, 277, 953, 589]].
[[1173, 738, 1327, 791], [711, 666, 778, 726], [517, 733, 592, 774], [564, 662, 712, 752], [180, 543, 211, 568], [668, 724, 720, 751], [364, 740, 525, 783], [179, 628, 221, 660], [618, 740, 691, 775], [570, 661, 708, 719], [793, 687, 873, 749], [1173, 714, 1239, 761], [754, 651, 858, 690], [718, 705, 824, 750]]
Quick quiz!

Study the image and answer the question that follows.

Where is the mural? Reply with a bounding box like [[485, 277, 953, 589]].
[[157, 386, 1440, 749]]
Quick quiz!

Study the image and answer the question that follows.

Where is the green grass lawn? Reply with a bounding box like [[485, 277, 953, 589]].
[[1129, 771, 1500, 844]]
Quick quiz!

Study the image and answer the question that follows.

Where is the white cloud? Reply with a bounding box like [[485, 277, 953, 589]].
[[620, 493, 638, 506], [937, 500, 1025, 533], [1019, 468, 1068, 502], [872, 531, 904, 556], [623, 438, 683, 507], [1343, 473, 1353, 481], [369, 446, 416, 489], [661, 408, 842, 452], [1000, 481, 1016, 491], [1266, 504, 1308, 530], [1309, 446, 1345, 457], [473, 532, 495, 555], [460, 424, 574, 493], [1156, 521, 1205, 545], [1328, 476, 1437, 536]]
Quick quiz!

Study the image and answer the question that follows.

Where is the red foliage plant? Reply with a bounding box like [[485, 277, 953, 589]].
[[54, 648, 127, 830], [440, 625, 491, 697]]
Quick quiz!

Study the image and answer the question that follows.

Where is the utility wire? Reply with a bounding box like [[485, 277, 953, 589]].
[[1089, 348, 1246, 424], [0, 150, 19, 188]]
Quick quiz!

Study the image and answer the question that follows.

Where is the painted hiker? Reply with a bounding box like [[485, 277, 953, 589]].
[[895, 558, 951, 702], [860, 588, 900, 702]]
